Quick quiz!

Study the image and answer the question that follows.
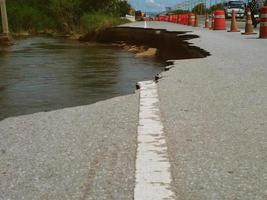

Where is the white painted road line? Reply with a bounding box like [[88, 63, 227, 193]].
[[134, 80, 175, 200]]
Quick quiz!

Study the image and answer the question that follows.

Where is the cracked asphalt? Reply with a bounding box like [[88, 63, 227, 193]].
[[0, 21, 266, 200], [125, 21, 266, 200]]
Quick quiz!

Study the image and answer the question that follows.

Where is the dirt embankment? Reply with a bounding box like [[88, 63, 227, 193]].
[[0, 34, 14, 46], [112, 42, 158, 58], [79, 27, 210, 61]]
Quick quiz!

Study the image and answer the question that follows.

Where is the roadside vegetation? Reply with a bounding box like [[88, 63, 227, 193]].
[[80, 12, 129, 32], [4, 0, 131, 34]]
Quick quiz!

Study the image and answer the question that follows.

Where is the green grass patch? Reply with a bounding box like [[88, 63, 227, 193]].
[[80, 12, 129, 32]]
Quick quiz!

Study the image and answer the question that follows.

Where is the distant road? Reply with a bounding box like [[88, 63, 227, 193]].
[[197, 15, 260, 31]]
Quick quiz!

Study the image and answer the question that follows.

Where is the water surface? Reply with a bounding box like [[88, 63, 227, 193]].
[[0, 37, 163, 120]]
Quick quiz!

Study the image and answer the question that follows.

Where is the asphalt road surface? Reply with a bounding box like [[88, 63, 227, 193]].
[[1, 21, 266, 200], [197, 15, 260, 31]]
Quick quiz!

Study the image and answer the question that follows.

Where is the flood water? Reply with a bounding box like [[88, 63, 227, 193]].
[[0, 37, 163, 120]]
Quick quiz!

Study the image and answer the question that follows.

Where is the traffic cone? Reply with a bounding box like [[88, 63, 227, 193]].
[[228, 10, 240, 32], [242, 8, 257, 35], [194, 14, 199, 27], [204, 13, 209, 28], [210, 12, 214, 30]]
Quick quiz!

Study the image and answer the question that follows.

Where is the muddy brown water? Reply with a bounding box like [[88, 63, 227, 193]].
[[0, 36, 163, 120]]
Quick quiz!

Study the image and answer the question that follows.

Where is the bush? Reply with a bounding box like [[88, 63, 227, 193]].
[[192, 3, 207, 15], [2, 0, 131, 33], [7, 5, 56, 32], [208, 3, 224, 13], [80, 12, 129, 32]]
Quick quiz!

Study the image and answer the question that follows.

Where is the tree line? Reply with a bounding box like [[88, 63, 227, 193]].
[[5, 0, 131, 33]]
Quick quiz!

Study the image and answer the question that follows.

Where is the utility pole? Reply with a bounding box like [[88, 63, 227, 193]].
[[0, 0, 13, 45], [0, 0, 9, 35]]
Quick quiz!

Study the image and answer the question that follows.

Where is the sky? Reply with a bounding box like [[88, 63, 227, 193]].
[[129, 0, 180, 12]]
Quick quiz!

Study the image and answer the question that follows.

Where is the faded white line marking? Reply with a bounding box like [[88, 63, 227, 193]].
[[144, 21, 147, 28], [134, 80, 175, 200]]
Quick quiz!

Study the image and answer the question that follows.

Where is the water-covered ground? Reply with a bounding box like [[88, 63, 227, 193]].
[[0, 36, 163, 120]]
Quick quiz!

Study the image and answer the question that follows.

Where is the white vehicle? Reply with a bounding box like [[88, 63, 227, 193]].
[[223, 0, 246, 18]]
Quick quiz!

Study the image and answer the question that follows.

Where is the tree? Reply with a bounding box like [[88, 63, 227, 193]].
[[5, 0, 132, 32], [79, 0, 131, 16], [49, 0, 81, 31], [208, 3, 224, 13], [192, 3, 206, 15], [116, 1, 131, 16], [172, 9, 188, 14]]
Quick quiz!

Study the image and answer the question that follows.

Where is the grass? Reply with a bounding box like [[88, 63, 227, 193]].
[[7, 5, 56, 33], [2, 7, 129, 35], [80, 12, 129, 33]]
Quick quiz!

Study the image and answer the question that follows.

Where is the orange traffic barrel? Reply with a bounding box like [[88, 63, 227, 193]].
[[166, 16, 170, 22], [174, 15, 178, 23], [260, 6, 267, 38], [173, 15, 178, 23], [170, 15, 177, 23], [213, 10, 226, 30], [181, 14, 188, 25], [188, 13, 195, 26], [179, 14, 184, 24], [183, 14, 188, 25], [180, 14, 185, 24], [177, 15, 181, 24], [169, 15, 173, 22]]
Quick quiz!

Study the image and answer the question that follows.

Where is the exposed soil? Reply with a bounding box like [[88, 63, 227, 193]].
[[0, 34, 14, 46], [112, 42, 157, 58], [79, 27, 210, 61]]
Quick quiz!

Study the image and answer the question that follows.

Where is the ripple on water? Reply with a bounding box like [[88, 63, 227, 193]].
[[0, 36, 163, 120]]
